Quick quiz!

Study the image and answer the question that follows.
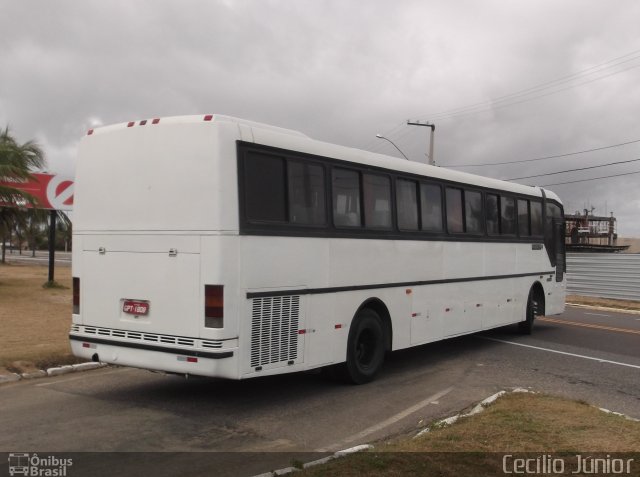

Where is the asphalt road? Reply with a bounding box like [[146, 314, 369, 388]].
[[3, 250, 71, 267], [1, 306, 638, 476]]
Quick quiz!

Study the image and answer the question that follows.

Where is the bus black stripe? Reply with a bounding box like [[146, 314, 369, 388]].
[[246, 271, 555, 299]]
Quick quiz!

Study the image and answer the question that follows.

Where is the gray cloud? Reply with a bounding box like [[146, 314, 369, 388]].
[[1, 0, 639, 234]]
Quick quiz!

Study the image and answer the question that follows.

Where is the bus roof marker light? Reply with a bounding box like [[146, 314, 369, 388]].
[[152, 118, 160, 124], [127, 121, 135, 128], [203, 114, 213, 121], [87, 129, 94, 135], [139, 120, 147, 126]]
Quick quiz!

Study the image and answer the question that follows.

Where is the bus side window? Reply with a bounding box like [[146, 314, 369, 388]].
[[445, 187, 464, 234], [244, 152, 287, 222], [486, 194, 500, 235], [332, 168, 361, 227], [396, 179, 419, 231], [518, 199, 530, 236], [288, 162, 326, 226], [363, 174, 392, 229], [465, 190, 484, 234], [500, 196, 516, 235], [420, 183, 443, 232], [531, 201, 543, 236]]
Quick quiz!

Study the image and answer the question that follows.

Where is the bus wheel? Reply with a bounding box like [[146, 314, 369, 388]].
[[343, 308, 386, 384], [518, 289, 537, 335]]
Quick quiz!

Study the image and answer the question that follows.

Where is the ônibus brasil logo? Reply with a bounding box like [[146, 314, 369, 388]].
[[8, 453, 73, 476]]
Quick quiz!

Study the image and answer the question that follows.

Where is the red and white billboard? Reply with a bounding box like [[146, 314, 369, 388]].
[[0, 173, 74, 211]]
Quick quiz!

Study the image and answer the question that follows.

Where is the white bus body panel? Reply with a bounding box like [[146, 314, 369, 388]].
[[71, 115, 566, 380]]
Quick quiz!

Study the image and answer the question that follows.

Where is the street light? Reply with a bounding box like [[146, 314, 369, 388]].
[[375, 134, 409, 160]]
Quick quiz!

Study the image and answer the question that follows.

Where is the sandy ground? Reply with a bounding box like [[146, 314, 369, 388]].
[[0, 262, 75, 373], [617, 237, 640, 253]]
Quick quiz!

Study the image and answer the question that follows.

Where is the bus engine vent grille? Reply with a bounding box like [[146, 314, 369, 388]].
[[250, 296, 300, 368]]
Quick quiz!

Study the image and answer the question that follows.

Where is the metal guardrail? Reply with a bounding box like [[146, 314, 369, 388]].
[[566, 253, 640, 301]]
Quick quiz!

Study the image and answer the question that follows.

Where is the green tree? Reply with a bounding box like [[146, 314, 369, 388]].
[[0, 126, 46, 263]]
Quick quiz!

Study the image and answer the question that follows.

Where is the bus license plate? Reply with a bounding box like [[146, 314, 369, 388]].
[[123, 300, 149, 316]]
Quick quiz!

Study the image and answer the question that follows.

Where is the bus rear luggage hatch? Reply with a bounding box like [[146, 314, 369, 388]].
[[81, 235, 201, 337]]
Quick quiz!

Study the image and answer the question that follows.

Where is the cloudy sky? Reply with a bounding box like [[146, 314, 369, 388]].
[[2, 0, 639, 235]]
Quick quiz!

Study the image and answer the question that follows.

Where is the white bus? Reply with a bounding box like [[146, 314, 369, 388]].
[[70, 114, 566, 384]]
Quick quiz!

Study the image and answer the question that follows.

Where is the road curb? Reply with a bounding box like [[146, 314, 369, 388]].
[[251, 445, 374, 477], [566, 303, 640, 315], [0, 362, 108, 385], [416, 387, 533, 437], [0, 373, 21, 384]]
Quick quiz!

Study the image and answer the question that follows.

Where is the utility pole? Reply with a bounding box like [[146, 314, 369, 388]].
[[407, 120, 435, 166]]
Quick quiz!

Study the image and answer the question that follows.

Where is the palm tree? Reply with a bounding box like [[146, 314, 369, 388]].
[[0, 126, 46, 262], [0, 126, 46, 206]]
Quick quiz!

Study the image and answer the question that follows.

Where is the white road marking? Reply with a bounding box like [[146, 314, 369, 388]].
[[317, 387, 453, 452], [483, 337, 640, 370], [585, 312, 611, 317]]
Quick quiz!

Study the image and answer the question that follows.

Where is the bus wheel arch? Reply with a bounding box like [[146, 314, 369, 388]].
[[355, 298, 392, 352], [519, 282, 545, 334], [338, 298, 391, 384]]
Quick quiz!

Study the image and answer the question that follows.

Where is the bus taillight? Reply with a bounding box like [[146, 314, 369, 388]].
[[73, 277, 80, 314], [205, 285, 223, 328]]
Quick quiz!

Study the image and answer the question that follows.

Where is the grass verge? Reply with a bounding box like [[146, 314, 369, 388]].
[[300, 393, 640, 476], [566, 295, 640, 312], [0, 262, 77, 372]]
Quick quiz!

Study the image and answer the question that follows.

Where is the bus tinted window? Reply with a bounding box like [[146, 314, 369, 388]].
[[396, 179, 418, 230], [531, 200, 543, 235], [486, 194, 499, 235], [465, 190, 484, 234], [288, 162, 326, 225], [363, 174, 392, 229], [501, 196, 516, 235], [545, 202, 562, 232], [332, 168, 361, 227], [518, 199, 530, 236], [446, 187, 464, 234], [420, 184, 443, 232], [244, 152, 287, 222]]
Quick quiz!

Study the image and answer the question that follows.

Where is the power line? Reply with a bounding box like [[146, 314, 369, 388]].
[[445, 138, 640, 168], [414, 48, 640, 122], [540, 170, 640, 187], [426, 62, 640, 122], [505, 157, 640, 181], [366, 48, 640, 157]]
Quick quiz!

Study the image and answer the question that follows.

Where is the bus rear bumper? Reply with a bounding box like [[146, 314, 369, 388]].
[[69, 334, 239, 379]]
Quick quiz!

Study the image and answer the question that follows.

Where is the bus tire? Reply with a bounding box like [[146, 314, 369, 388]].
[[342, 308, 386, 384], [518, 288, 537, 335]]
